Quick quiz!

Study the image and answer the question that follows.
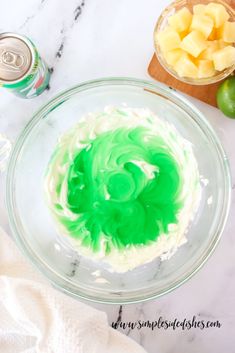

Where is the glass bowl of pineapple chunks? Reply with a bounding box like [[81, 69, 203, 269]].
[[154, 0, 235, 85]]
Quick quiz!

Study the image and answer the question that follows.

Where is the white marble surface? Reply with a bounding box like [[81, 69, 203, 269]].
[[0, 1, 235, 352]]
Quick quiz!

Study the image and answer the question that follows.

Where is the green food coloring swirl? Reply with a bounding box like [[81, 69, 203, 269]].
[[52, 125, 183, 253]]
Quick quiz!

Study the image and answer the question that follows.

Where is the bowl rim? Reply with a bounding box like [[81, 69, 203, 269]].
[[6, 77, 232, 304]]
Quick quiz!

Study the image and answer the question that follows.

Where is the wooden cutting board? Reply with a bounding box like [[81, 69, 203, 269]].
[[148, 0, 235, 107], [148, 54, 223, 107]]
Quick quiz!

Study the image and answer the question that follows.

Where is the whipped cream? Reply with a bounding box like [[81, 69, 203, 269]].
[[44, 106, 201, 272]]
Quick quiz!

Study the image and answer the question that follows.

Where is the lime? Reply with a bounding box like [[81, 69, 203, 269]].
[[217, 76, 235, 119]]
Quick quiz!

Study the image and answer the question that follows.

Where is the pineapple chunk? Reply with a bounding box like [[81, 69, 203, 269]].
[[208, 27, 217, 40], [197, 59, 216, 78], [164, 48, 185, 66], [179, 30, 189, 40], [156, 29, 181, 52], [181, 31, 207, 57], [218, 39, 229, 49], [174, 53, 198, 78], [198, 40, 220, 60], [218, 21, 235, 43], [205, 2, 229, 28], [193, 4, 206, 15], [212, 46, 235, 71], [190, 14, 214, 39], [168, 7, 192, 32], [216, 25, 223, 39]]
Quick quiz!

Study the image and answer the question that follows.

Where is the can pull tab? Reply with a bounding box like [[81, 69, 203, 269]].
[[0, 50, 25, 71]]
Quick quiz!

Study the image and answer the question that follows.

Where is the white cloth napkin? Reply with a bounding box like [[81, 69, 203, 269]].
[[0, 227, 147, 353]]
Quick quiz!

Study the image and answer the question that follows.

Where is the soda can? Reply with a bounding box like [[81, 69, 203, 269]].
[[0, 32, 51, 98]]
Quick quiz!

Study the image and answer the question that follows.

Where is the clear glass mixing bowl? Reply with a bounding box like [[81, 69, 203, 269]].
[[6, 78, 231, 303]]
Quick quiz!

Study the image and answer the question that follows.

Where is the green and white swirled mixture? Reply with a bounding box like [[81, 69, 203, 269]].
[[44, 107, 201, 272]]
